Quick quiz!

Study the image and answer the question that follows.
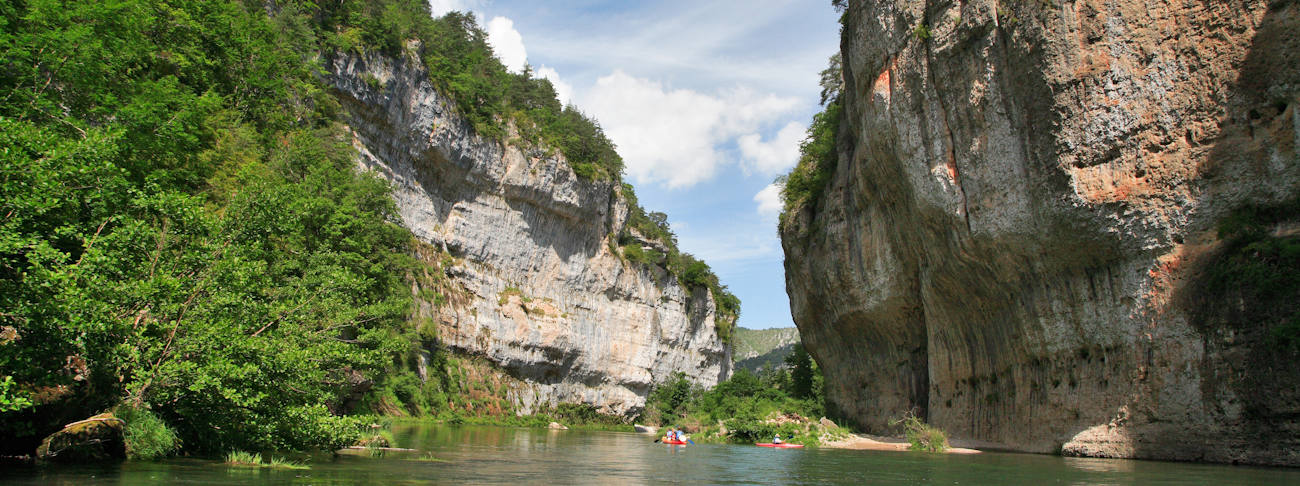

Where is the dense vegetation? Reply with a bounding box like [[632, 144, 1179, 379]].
[[0, 0, 727, 458], [324, 6, 624, 181], [778, 53, 843, 229], [640, 344, 835, 445], [0, 0, 420, 456], [732, 327, 801, 373]]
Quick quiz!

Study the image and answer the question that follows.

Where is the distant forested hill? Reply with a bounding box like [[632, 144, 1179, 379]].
[[732, 327, 801, 372]]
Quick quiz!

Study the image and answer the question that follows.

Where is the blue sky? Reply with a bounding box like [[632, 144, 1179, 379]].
[[429, 1, 841, 329]]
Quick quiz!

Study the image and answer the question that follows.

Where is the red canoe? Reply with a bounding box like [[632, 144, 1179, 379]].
[[662, 439, 688, 445], [756, 443, 804, 448]]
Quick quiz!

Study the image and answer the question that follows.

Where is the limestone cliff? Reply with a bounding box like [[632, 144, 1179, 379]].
[[328, 49, 731, 417], [782, 0, 1299, 465]]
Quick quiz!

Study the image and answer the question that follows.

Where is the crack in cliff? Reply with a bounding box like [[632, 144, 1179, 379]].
[[921, 4, 973, 235]]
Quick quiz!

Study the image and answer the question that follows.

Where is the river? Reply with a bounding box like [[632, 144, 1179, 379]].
[[4, 424, 1298, 485]]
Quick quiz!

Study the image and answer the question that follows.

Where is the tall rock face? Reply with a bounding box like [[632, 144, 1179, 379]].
[[327, 49, 731, 417], [782, 0, 1299, 465]]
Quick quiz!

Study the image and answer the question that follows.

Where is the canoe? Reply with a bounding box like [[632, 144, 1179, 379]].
[[756, 443, 804, 448], [661, 439, 688, 445]]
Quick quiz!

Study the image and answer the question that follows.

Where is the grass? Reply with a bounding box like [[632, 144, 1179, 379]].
[[224, 450, 262, 467], [114, 403, 179, 460], [497, 286, 528, 305], [224, 450, 310, 470]]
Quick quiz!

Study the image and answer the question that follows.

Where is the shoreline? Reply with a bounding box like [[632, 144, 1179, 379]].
[[820, 433, 981, 454]]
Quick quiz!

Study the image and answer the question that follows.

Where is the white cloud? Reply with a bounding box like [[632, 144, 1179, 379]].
[[739, 121, 804, 175], [579, 70, 800, 188], [485, 17, 528, 73], [427, 0, 479, 17], [676, 227, 779, 264], [754, 183, 784, 216], [535, 66, 574, 107]]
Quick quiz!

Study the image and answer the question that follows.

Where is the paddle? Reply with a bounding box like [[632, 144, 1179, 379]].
[[687, 439, 695, 444]]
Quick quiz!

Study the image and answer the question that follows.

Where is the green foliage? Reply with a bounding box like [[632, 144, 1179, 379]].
[[913, 22, 932, 41], [778, 51, 844, 224], [225, 450, 263, 466], [1201, 199, 1300, 352], [114, 404, 179, 460], [785, 344, 817, 400], [891, 413, 949, 452], [322, 4, 623, 180], [644, 372, 699, 422], [498, 286, 524, 305], [732, 327, 800, 372], [0, 0, 416, 456], [779, 100, 842, 223], [0, 376, 33, 413], [818, 53, 843, 107], [617, 183, 739, 339], [641, 368, 831, 445], [546, 403, 629, 429], [0, 0, 734, 457], [224, 450, 308, 469]]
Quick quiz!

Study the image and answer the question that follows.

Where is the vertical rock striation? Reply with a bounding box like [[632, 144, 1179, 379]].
[[328, 49, 731, 417], [782, 0, 1299, 465]]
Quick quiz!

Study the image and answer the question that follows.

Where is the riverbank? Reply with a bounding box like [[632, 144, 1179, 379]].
[[381, 410, 634, 433], [821, 433, 981, 454]]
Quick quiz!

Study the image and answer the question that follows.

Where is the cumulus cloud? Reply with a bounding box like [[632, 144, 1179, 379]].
[[535, 66, 574, 106], [738, 121, 804, 176], [579, 70, 800, 188], [754, 183, 784, 216], [485, 17, 527, 73]]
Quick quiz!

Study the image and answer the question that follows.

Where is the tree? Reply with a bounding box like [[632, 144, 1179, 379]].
[[818, 53, 842, 106], [786, 344, 815, 400]]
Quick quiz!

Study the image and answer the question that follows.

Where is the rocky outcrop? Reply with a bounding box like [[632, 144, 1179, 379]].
[[35, 413, 125, 463], [327, 48, 731, 417], [782, 0, 1299, 465]]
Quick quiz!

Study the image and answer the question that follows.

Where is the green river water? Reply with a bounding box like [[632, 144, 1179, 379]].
[[4, 424, 1298, 485]]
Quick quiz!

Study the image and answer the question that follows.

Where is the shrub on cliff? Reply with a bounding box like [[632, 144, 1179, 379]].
[[618, 183, 741, 337], [325, 3, 624, 181], [779, 53, 844, 229], [778, 99, 842, 222]]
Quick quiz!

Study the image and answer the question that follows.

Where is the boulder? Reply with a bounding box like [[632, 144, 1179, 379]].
[[633, 424, 658, 434], [547, 421, 568, 430], [36, 413, 126, 463]]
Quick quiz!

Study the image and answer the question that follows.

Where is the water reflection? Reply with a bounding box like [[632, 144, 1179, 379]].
[[2, 425, 1298, 485], [1064, 456, 1138, 473]]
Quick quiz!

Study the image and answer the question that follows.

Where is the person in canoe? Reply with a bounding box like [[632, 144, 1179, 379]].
[[772, 434, 782, 444]]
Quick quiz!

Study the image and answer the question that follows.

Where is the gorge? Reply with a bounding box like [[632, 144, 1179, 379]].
[[4, 0, 1300, 472]]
